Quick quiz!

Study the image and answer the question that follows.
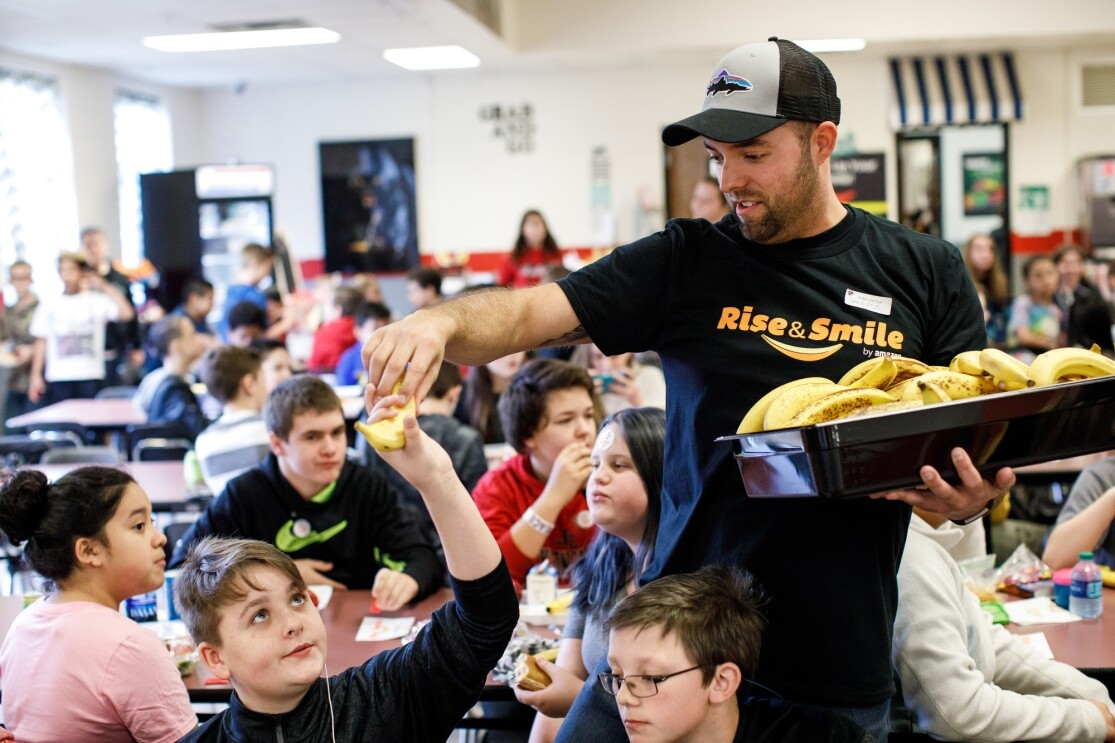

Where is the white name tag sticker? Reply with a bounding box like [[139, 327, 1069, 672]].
[[844, 289, 893, 316]]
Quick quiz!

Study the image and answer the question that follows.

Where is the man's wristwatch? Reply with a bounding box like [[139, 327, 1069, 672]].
[[950, 499, 995, 526]]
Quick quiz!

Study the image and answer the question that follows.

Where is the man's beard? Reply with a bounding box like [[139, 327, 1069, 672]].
[[732, 149, 822, 245]]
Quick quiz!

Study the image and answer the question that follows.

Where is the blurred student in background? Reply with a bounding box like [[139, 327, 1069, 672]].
[[455, 350, 529, 445], [499, 210, 564, 288], [1007, 254, 1065, 363], [193, 345, 270, 496], [963, 232, 1011, 347], [689, 176, 730, 223], [134, 314, 208, 441], [81, 227, 143, 385], [406, 266, 444, 310], [249, 338, 294, 394], [335, 301, 393, 386], [29, 252, 135, 404], [218, 243, 273, 342], [225, 300, 267, 348], [1053, 244, 1113, 353], [1043, 453, 1115, 570], [1, 260, 39, 424], [571, 343, 666, 416], [308, 284, 362, 374]]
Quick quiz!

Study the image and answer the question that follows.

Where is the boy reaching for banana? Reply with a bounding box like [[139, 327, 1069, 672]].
[[174, 393, 519, 742]]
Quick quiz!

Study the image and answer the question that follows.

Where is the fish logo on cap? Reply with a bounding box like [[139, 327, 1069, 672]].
[[706, 69, 752, 97]]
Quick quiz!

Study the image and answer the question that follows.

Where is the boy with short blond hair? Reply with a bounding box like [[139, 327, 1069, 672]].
[[601, 565, 871, 743], [174, 401, 518, 742]]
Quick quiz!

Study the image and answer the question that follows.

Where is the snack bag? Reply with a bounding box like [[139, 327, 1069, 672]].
[[995, 543, 1052, 597]]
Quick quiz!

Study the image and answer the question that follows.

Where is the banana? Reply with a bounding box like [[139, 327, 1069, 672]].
[[928, 365, 950, 372], [736, 377, 834, 434], [761, 382, 845, 431], [949, 350, 984, 376], [845, 399, 924, 418], [354, 376, 416, 451], [978, 348, 1034, 391], [1027, 346, 1115, 386], [842, 356, 898, 390], [887, 377, 922, 401], [889, 356, 933, 385], [918, 380, 951, 404], [913, 370, 998, 399], [782, 387, 896, 429]]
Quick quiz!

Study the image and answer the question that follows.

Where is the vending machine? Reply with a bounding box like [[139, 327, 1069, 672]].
[[140, 164, 274, 312]]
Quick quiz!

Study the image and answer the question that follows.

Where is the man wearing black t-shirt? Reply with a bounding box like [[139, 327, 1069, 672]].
[[362, 38, 1014, 742]]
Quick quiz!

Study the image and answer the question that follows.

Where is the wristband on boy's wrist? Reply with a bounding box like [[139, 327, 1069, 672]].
[[523, 507, 555, 535]]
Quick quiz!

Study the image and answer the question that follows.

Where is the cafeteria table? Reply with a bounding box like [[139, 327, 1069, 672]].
[[1007, 588, 1115, 692], [6, 398, 145, 437], [33, 460, 211, 513]]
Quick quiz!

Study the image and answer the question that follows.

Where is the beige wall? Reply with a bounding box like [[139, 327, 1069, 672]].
[[2, 39, 1113, 264]]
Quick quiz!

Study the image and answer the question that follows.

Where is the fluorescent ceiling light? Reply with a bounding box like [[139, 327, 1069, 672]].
[[796, 38, 866, 53], [383, 45, 480, 71], [143, 27, 340, 53]]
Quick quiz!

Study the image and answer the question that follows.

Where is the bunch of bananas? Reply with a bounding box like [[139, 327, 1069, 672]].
[[737, 345, 1115, 433]]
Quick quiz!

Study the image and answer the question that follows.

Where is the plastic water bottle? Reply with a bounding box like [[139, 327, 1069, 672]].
[[1069, 551, 1104, 619], [125, 590, 159, 622]]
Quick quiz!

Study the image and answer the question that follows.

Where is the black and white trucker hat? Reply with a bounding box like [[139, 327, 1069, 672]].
[[662, 37, 842, 146]]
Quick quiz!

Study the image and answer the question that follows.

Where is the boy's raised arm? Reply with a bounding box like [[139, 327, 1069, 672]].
[[368, 401, 501, 581]]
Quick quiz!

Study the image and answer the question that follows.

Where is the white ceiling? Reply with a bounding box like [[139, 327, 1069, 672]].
[[1, 0, 1113, 90]]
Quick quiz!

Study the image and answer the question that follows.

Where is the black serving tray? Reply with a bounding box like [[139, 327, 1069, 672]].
[[718, 375, 1115, 498]]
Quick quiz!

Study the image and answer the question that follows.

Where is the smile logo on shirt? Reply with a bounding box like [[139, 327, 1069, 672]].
[[760, 335, 843, 362], [275, 519, 348, 553]]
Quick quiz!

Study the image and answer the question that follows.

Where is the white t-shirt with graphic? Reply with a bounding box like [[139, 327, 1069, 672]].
[[29, 290, 122, 382]]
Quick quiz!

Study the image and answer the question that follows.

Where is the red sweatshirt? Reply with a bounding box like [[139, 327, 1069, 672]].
[[471, 453, 597, 587], [309, 316, 356, 372]]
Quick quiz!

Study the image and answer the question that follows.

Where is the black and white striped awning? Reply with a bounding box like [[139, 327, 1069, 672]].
[[889, 52, 1023, 129]]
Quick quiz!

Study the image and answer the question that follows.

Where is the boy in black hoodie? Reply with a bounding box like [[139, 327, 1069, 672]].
[[170, 375, 440, 608], [174, 401, 518, 742]]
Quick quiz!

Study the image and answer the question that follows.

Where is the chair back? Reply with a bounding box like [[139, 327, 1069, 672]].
[[133, 438, 193, 462], [30, 429, 85, 449], [0, 436, 52, 465], [123, 423, 191, 461], [40, 446, 123, 464], [95, 385, 139, 400], [162, 519, 196, 563]]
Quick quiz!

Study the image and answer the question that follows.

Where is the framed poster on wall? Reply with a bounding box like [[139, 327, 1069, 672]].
[[319, 138, 418, 273], [962, 152, 1005, 217]]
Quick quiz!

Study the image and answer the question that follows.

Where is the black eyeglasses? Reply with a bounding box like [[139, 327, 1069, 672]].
[[597, 665, 703, 698]]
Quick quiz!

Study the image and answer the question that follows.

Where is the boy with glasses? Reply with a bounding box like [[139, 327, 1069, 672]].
[[600, 565, 872, 743]]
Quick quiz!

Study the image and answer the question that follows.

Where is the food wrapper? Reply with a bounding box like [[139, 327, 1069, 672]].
[[492, 622, 559, 686], [994, 543, 1051, 597]]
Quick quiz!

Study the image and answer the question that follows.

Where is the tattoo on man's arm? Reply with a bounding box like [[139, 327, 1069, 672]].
[[538, 325, 588, 348]]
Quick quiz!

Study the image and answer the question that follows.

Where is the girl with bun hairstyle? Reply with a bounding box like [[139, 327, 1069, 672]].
[[0, 466, 196, 742], [514, 407, 665, 743]]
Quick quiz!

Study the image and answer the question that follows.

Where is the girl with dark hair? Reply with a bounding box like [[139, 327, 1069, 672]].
[[0, 466, 196, 741], [455, 351, 528, 444], [498, 210, 564, 288], [514, 407, 666, 743]]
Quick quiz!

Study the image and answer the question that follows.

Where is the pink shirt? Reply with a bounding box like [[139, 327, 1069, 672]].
[[0, 600, 196, 743]]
